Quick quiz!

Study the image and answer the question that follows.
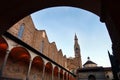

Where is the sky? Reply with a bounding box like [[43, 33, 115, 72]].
[[31, 6, 112, 67]]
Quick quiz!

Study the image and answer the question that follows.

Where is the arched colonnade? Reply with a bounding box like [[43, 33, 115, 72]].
[[0, 35, 75, 80]]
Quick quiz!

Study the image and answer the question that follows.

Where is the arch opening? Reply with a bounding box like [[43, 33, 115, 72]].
[[3, 47, 30, 79], [64, 72, 67, 80], [53, 66, 59, 80], [44, 62, 53, 80], [6, 3, 111, 68], [9, 47, 30, 63], [0, 1, 114, 80], [30, 56, 44, 80], [60, 69, 63, 80]]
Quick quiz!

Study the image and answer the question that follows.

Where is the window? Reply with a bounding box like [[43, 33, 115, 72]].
[[18, 24, 24, 39], [40, 40, 44, 53]]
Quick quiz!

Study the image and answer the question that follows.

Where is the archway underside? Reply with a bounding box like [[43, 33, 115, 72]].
[[0, 0, 101, 34]]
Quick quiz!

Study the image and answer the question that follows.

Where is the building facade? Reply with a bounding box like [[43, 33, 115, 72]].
[[0, 15, 113, 80], [7, 15, 82, 71], [0, 15, 81, 80], [1, 0, 120, 79], [67, 34, 82, 73], [77, 57, 113, 80]]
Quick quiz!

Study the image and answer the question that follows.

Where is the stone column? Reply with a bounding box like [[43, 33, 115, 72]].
[[58, 71, 60, 80], [26, 59, 32, 80], [101, 0, 120, 80], [62, 72, 64, 80], [52, 69, 54, 80], [68, 74, 69, 80], [0, 50, 9, 77], [105, 13, 120, 65], [42, 65, 45, 80]]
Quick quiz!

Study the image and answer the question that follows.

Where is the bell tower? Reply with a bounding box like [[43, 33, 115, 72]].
[[74, 34, 82, 68]]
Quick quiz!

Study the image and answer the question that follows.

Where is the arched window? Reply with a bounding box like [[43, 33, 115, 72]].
[[40, 40, 44, 53], [88, 75, 96, 80], [18, 24, 24, 39]]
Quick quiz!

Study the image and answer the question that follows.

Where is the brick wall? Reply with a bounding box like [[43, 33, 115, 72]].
[[8, 15, 68, 69]]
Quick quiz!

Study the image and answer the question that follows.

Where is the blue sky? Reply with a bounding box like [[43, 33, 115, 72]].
[[31, 7, 112, 67]]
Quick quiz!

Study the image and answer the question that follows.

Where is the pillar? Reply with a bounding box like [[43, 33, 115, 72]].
[[100, 1, 120, 79], [26, 59, 32, 80], [0, 49, 9, 77], [52, 68, 54, 80], [58, 71, 60, 80], [42, 65, 45, 80]]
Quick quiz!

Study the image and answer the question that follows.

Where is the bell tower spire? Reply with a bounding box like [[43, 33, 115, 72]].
[[74, 34, 82, 68], [74, 34, 80, 57]]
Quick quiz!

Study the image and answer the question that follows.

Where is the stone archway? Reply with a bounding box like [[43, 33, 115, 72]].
[[44, 62, 53, 80], [60, 69, 63, 80], [64, 72, 67, 80], [30, 56, 44, 80], [0, 0, 120, 66], [53, 66, 59, 80], [1, 1, 120, 80], [3, 47, 31, 79], [0, 0, 101, 34]]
